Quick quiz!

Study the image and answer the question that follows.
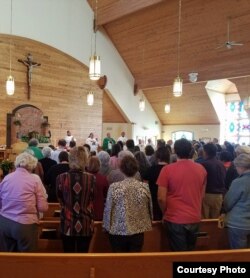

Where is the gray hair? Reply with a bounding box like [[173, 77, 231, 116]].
[[118, 150, 134, 161], [15, 152, 38, 171], [28, 138, 39, 147], [97, 151, 110, 166], [234, 153, 250, 169], [42, 146, 52, 158], [235, 145, 250, 156]]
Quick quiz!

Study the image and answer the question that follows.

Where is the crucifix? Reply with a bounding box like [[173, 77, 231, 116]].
[[18, 53, 41, 100]]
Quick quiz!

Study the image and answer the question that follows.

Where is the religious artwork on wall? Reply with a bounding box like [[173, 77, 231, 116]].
[[18, 53, 41, 100], [7, 104, 50, 147]]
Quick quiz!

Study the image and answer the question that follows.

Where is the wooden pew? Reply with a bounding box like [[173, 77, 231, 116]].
[[38, 219, 229, 253], [42, 203, 60, 220], [0, 249, 249, 278]]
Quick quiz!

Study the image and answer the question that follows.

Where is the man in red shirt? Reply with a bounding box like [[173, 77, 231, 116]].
[[157, 138, 207, 251]]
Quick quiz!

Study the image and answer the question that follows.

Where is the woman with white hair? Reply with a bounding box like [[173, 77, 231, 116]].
[[39, 146, 57, 177], [0, 152, 48, 252], [224, 153, 250, 249], [225, 145, 250, 189], [97, 151, 111, 176]]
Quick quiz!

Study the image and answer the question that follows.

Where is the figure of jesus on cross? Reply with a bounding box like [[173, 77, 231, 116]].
[[18, 53, 41, 100]]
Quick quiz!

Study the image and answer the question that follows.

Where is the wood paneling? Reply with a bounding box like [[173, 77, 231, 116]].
[[144, 82, 219, 125], [102, 89, 128, 123], [0, 34, 102, 146], [89, 0, 250, 125]]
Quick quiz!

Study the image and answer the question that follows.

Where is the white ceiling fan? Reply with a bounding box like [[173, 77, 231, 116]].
[[217, 17, 243, 49]]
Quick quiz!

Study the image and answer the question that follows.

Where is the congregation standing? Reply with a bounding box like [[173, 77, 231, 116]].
[[0, 131, 250, 253]]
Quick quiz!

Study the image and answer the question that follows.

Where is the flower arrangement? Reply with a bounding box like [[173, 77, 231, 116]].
[[0, 160, 14, 175]]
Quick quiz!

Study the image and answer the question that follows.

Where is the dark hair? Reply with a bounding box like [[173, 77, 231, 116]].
[[49, 144, 56, 151], [59, 151, 69, 162], [203, 143, 217, 158], [111, 143, 121, 157], [165, 144, 172, 154], [58, 139, 66, 147], [157, 139, 166, 149], [83, 144, 91, 152], [120, 156, 139, 177], [126, 139, 135, 151], [69, 140, 76, 148], [174, 139, 192, 159], [220, 151, 232, 162], [156, 146, 170, 163], [145, 145, 154, 156], [134, 145, 140, 153], [117, 141, 124, 150]]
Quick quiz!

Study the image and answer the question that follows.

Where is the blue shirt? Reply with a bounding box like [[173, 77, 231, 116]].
[[224, 172, 250, 230]]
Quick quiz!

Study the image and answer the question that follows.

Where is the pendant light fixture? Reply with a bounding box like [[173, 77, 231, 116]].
[[165, 103, 170, 113], [6, 0, 15, 96], [87, 91, 94, 106], [139, 97, 145, 111], [89, 0, 101, 81], [173, 0, 182, 97]]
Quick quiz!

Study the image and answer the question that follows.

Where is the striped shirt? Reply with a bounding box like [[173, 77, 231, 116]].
[[56, 169, 95, 236]]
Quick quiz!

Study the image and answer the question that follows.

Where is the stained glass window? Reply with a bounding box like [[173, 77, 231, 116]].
[[225, 101, 250, 145]]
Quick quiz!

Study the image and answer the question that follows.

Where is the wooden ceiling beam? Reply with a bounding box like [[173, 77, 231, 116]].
[[95, 0, 165, 26]]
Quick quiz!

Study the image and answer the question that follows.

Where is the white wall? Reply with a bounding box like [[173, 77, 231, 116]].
[[162, 125, 220, 142], [0, 0, 161, 141]]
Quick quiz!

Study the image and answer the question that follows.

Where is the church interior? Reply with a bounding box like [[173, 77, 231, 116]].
[[1, 0, 250, 277]]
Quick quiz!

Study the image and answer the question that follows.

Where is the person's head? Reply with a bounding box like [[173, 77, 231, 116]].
[[118, 150, 134, 166], [234, 153, 250, 175], [120, 155, 139, 177], [220, 151, 232, 162], [83, 143, 91, 153], [42, 146, 52, 158], [59, 151, 69, 163], [126, 139, 135, 150], [117, 140, 124, 150], [121, 131, 125, 137], [134, 151, 150, 169], [49, 144, 56, 151], [213, 138, 219, 144], [111, 143, 121, 157], [174, 139, 192, 159], [147, 138, 152, 144], [235, 145, 250, 156], [15, 152, 37, 172], [106, 132, 111, 138], [167, 139, 173, 146], [155, 146, 170, 163], [57, 139, 66, 148], [138, 139, 142, 144], [197, 147, 204, 158], [134, 145, 140, 153], [89, 133, 94, 139], [69, 146, 87, 170], [69, 140, 76, 148], [67, 130, 71, 136], [28, 138, 39, 147], [97, 151, 110, 167], [87, 156, 100, 173], [203, 143, 217, 159], [145, 145, 155, 156], [157, 139, 166, 149]]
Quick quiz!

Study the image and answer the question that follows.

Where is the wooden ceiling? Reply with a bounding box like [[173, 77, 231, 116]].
[[88, 0, 250, 125]]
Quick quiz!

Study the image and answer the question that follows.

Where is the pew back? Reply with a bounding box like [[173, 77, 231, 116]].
[[0, 250, 249, 278]]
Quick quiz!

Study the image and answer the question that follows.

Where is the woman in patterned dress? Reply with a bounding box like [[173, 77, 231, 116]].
[[56, 146, 95, 253], [103, 155, 152, 252]]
